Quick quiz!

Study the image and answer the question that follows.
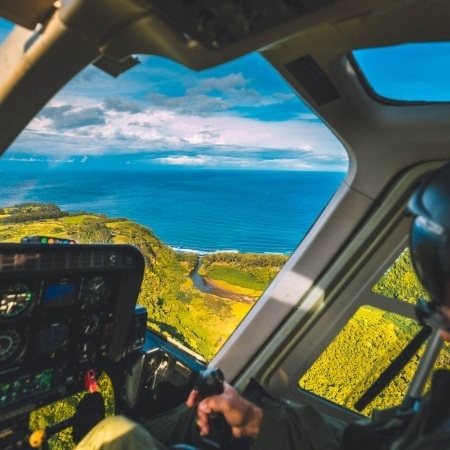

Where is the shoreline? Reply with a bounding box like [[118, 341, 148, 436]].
[[171, 246, 288, 256]]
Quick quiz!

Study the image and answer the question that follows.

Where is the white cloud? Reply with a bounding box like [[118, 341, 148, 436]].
[[8, 50, 348, 171], [21, 101, 343, 159], [5, 157, 39, 162], [185, 73, 247, 95], [154, 155, 212, 166]]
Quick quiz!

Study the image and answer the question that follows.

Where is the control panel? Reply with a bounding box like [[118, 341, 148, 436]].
[[0, 244, 145, 426], [122, 330, 206, 418]]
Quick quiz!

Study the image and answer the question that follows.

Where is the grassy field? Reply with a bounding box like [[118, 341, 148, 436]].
[[199, 252, 288, 294]]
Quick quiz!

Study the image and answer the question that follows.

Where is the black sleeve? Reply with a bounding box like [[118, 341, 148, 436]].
[[251, 398, 345, 450]]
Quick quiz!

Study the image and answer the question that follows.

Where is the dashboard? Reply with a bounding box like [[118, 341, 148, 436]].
[[0, 243, 145, 445]]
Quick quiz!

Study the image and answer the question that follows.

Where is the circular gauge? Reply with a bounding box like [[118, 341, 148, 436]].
[[82, 313, 100, 335], [82, 276, 110, 309], [0, 283, 33, 319], [0, 329, 24, 364], [35, 324, 69, 354]]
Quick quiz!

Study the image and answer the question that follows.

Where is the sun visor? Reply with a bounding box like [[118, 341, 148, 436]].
[[0, 0, 55, 30]]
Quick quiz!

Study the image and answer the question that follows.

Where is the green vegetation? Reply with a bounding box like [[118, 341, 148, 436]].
[[0, 203, 68, 223], [200, 253, 288, 292], [372, 248, 429, 304], [299, 306, 424, 415], [29, 375, 114, 449], [69, 217, 113, 243], [300, 249, 449, 417]]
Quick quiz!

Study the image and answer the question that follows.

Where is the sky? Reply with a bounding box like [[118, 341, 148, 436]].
[[353, 43, 450, 102], [1, 19, 449, 172], [0, 18, 349, 172]]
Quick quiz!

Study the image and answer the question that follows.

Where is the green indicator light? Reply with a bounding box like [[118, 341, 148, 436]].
[[41, 238, 48, 243]]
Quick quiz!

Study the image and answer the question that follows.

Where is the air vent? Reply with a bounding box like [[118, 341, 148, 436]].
[[285, 55, 340, 106]]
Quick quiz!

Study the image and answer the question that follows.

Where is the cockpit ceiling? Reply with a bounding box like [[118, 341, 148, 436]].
[[147, 0, 334, 51], [1, 0, 336, 51], [3, 0, 450, 70]]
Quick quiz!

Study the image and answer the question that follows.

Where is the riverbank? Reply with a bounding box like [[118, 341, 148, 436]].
[[189, 261, 258, 303], [203, 276, 257, 303]]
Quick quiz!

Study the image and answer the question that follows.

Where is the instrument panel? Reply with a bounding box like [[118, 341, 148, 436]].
[[0, 274, 113, 367], [0, 243, 145, 419]]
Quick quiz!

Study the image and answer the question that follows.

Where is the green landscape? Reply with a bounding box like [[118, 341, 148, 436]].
[[0, 203, 446, 446], [300, 249, 450, 416], [0, 203, 288, 360], [0, 203, 288, 448]]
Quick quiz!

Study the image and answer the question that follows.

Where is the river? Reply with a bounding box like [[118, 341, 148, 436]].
[[189, 261, 255, 303]]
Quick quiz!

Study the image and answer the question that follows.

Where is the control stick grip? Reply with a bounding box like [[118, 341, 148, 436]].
[[195, 368, 225, 399], [195, 369, 232, 450]]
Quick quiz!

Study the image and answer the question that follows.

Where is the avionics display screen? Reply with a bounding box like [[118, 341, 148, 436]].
[[44, 282, 76, 308], [35, 325, 69, 353], [0, 368, 54, 409]]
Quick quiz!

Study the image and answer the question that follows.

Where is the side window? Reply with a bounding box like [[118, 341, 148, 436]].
[[299, 248, 449, 416], [299, 305, 421, 415], [372, 249, 429, 304]]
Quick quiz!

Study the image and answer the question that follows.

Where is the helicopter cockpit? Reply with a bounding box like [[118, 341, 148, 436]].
[[3, 0, 450, 449]]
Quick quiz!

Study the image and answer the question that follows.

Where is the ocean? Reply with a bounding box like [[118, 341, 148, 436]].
[[0, 169, 345, 254]]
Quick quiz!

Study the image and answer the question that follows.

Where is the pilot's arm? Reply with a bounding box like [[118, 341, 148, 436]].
[[188, 383, 344, 449]]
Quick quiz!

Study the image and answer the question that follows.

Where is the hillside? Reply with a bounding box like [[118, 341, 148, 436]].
[[0, 203, 265, 360], [200, 252, 289, 297], [0, 203, 272, 449]]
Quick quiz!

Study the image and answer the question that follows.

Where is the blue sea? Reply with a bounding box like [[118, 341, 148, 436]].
[[0, 169, 344, 254]]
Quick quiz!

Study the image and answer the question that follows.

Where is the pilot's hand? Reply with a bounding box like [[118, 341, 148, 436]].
[[186, 382, 263, 439]]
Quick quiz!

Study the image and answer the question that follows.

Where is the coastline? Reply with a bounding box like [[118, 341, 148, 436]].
[[171, 246, 287, 256], [171, 246, 240, 255], [181, 249, 288, 303]]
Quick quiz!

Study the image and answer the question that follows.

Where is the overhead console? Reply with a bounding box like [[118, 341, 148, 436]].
[[0, 243, 145, 431]]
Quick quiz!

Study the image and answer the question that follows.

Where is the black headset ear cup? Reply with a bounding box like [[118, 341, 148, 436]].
[[408, 163, 450, 306]]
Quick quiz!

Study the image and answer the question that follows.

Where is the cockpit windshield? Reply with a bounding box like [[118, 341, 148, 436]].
[[0, 18, 347, 361]]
